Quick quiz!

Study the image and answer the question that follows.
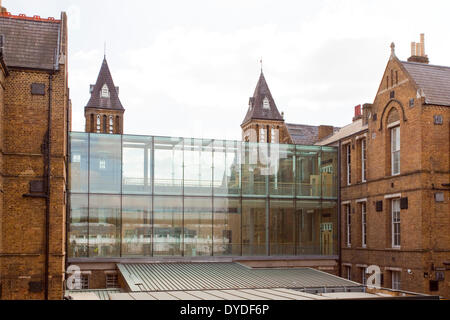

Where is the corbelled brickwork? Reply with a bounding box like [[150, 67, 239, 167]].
[[0, 12, 69, 300]]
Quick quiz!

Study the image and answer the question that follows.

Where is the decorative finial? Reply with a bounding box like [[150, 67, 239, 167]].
[[390, 42, 396, 59], [104, 42, 107, 60], [260, 57, 263, 73]]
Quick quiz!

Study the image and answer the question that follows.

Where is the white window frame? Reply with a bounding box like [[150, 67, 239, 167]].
[[346, 204, 351, 247], [106, 273, 119, 289], [346, 144, 351, 185], [346, 266, 352, 280], [81, 274, 90, 290], [391, 126, 400, 176], [361, 267, 367, 285], [392, 271, 401, 290], [361, 202, 367, 248], [263, 97, 270, 109], [96, 115, 101, 133], [391, 199, 401, 248], [271, 127, 277, 144], [259, 127, 266, 143], [101, 84, 110, 98], [109, 116, 114, 134], [361, 138, 367, 182]]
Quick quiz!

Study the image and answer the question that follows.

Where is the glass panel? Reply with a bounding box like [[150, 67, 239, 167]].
[[122, 135, 152, 194], [88, 195, 120, 257], [321, 147, 338, 199], [242, 199, 267, 255], [154, 137, 183, 195], [183, 139, 213, 196], [69, 132, 89, 193], [68, 194, 88, 258], [213, 198, 241, 256], [269, 144, 295, 197], [270, 199, 295, 255], [242, 142, 268, 196], [153, 196, 183, 256], [213, 140, 241, 196], [295, 201, 321, 255], [321, 201, 338, 255], [296, 146, 321, 198], [184, 197, 212, 256], [89, 134, 122, 194], [122, 196, 152, 257]]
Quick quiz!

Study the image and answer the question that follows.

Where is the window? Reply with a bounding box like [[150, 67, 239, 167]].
[[109, 116, 114, 134], [105, 273, 119, 289], [361, 139, 367, 182], [99, 159, 106, 170], [361, 267, 367, 285], [392, 271, 401, 290], [346, 204, 351, 247], [392, 199, 401, 248], [346, 266, 352, 280], [409, 98, 415, 108], [81, 274, 89, 289], [361, 202, 367, 247], [263, 97, 270, 109], [391, 126, 400, 175], [72, 154, 81, 163], [346, 144, 351, 185], [101, 84, 110, 98], [96, 115, 101, 133], [259, 127, 266, 143], [271, 127, 277, 144]]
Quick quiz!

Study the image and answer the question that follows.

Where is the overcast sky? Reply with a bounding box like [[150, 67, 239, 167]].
[[6, 0, 450, 140]]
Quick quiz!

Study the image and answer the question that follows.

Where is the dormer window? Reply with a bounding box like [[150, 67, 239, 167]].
[[263, 97, 270, 110], [101, 84, 110, 98]]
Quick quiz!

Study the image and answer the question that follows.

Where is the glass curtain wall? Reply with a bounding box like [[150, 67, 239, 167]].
[[68, 133, 338, 258]]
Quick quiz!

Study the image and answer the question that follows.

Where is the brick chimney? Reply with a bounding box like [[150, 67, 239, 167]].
[[0, 0, 6, 13], [408, 33, 429, 64], [318, 125, 334, 141], [353, 104, 362, 122]]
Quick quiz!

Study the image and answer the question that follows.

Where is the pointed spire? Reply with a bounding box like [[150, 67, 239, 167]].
[[241, 70, 284, 126], [85, 57, 124, 110], [390, 42, 396, 60]]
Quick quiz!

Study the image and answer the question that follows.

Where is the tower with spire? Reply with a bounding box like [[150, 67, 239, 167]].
[[85, 57, 125, 134], [241, 71, 290, 144]]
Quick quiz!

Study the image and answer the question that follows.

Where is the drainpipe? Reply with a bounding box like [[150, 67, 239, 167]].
[[337, 140, 342, 277], [44, 72, 54, 300]]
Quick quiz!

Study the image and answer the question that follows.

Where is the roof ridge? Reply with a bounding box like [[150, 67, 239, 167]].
[[0, 11, 60, 23], [401, 60, 450, 70]]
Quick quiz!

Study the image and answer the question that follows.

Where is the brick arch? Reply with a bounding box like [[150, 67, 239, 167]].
[[379, 99, 407, 131]]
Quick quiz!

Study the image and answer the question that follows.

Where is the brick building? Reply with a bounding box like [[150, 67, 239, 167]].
[[316, 36, 450, 298], [0, 3, 70, 300]]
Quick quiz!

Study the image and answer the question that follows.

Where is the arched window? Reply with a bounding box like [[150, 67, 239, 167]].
[[387, 108, 400, 175], [96, 115, 101, 133], [109, 116, 114, 134], [115, 116, 120, 134], [90, 114, 95, 132], [103, 115, 107, 133]]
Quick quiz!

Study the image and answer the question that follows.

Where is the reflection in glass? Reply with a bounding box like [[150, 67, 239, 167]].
[[122, 196, 152, 256], [270, 200, 295, 255], [270, 144, 295, 197], [184, 139, 213, 196], [242, 199, 267, 255], [153, 196, 183, 256], [122, 135, 152, 194], [321, 148, 338, 199], [184, 197, 212, 256], [154, 137, 183, 195], [242, 142, 268, 196], [69, 194, 88, 257], [295, 201, 321, 255], [213, 198, 241, 256], [70, 133, 89, 193], [296, 147, 321, 198], [321, 201, 337, 255], [213, 140, 241, 196], [90, 134, 122, 194], [89, 195, 121, 257]]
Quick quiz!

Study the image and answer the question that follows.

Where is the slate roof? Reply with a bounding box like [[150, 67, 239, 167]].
[[401, 60, 450, 107], [242, 72, 284, 125], [286, 124, 339, 146], [0, 15, 61, 70], [315, 119, 367, 146], [85, 57, 124, 110]]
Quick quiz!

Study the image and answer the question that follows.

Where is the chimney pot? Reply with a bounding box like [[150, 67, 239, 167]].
[[411, 42, 416, 56]]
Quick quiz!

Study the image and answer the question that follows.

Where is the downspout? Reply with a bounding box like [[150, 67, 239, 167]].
[[44, 72, 53, 300], [337, 141, 342, 277]]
